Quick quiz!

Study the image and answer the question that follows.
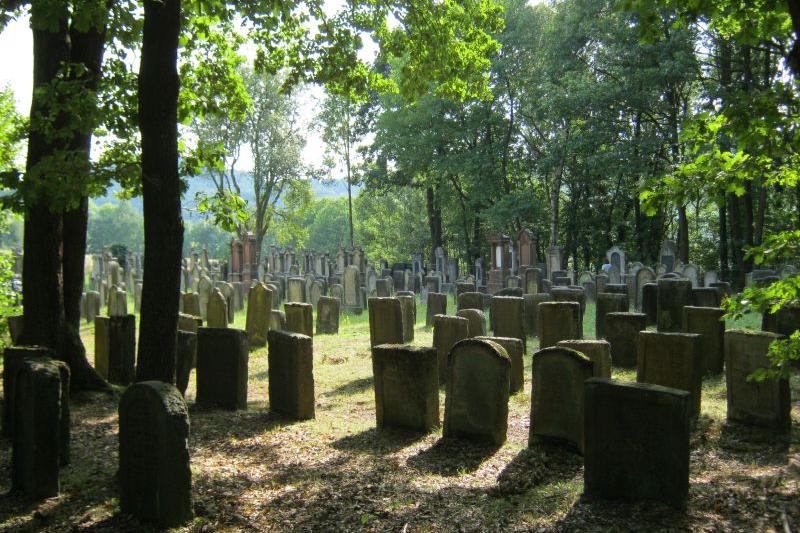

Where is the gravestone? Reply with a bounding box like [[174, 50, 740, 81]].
[[198, 275, 213, 320], [641, 282, 658, 325], [3, 346, 55, 437], [206, 289, 228, 328], [605, 312, 647, 368], [530, 347, 593, 453], [316, 296, 340, 334], [595, 292, 628, 339], [683, 306, 725, 375], [267, 330, 315, 420], [634, 267, 656, 311], [659, 240, 677, 273], [245, 283, 273, 347], [119, 381, 193, 527], [443, 339, 510, 445], [376, 278, 391, 297], [551, 286, 585, 334], [432, 314, 470, 384], [455, 281, 476, 300], [703, 270, 719, 287], [287, 276, 305, 303], [397, 294, 416, 342], [95, 315, 136, 385], [108, 286, 128, 316], [682, 264, 700, 287], [178, 313, 202, 334], [657, 278, 692, 332], [457, 291, 484, 311], [475, 336, 524, 393], [523, 293, 552, 337], [425, 275, 441, 294], [595, 273, 609, 296], [457, 308, 486, 337], [285, 302, 314, 337], [583, 378, 689, 509], [196, 328, 249, 410], [372, 344, 439, 432], [330, 283, 344, 304], [85, 290, 101, 323], [175, 330, 196, 396], [490, 296, 526, 353], [343, 265, 363, 314], [310, 280, 324, 309], [691, 287, 721, 308], [725, 329, 790, 432], [524, 267, 542, 295], [556, 340, 611, 378], [762, 305, 800, 338], [425, 292, 447, 327], [368, 297, 404, 348], [12, 357, 70, 500], [538, 301, 581, 349], [606, 265, 621, 284], [637, 331, 702, 418], [270, 310, 286, 332], [606, 246, 626, 274]]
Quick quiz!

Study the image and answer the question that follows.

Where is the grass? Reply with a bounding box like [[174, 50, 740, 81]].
[[0, 294, 797, 532]]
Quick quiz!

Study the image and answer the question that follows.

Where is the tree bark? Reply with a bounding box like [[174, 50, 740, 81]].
[[727, 194, 746, 288], [426, 185, 442, 267], [136, 0, 183, 384], [677, 204, 689, 263], [719, 200, 729, 281]]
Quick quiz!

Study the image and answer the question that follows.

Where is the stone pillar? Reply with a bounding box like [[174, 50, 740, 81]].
[[267, 330, 315, 420]]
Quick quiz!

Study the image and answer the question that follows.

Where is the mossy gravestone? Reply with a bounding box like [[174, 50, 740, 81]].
[[604, 312, 647, 368], [94, 315, 136, 385], [197, 328, 249, 410], [490, 296, 526, 353], [316, 296, 340, 335], [245, 282, 273, 347], [433, 314, 470, 385], [270, 309, 286, 332], [725, 329, 790, 432], [683, 306, 725, 375], [475, 336, 524, 394], [267, 330, 315, 420], [583, 378, 690, 509], [538, 301, 581, 349], [657, 278, 692, 332], [523, 293, 552, 337], [443, 339, 510, 446], [285, 302, 314, 337], [397, 294, 416, 342], [530, 347, 593, 453], [206, 289, 229, 328], [372, 344, 439, 431], [595, 292, 628, 339], [637, 331, 703, 419], [175, 330, 197, 397], [557, 340, 612, 378], [457, 308, 486, 338], [425, 292, 447, 327], [368, 297, 404, 349], [457, 291, 484, 312], [119, 381, 193, 527], [11, 357, 70, 500], [182, 292, 201, 318]]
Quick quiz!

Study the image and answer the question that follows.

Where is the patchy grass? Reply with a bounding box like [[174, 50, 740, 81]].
[[0, 295, 797, 532]]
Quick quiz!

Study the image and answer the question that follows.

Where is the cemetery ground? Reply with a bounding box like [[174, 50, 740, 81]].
[[0, 298, 797, 532]]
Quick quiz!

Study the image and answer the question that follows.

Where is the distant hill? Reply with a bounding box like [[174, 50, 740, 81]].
[[93, 173, 358, 219]]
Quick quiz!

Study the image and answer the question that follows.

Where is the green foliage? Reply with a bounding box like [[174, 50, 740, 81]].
[[183, 218, 232, 258], [195, 190, 249, 234], [86, 200, 144, 253], [354, 186, 428, 263], [0, 211, 21, 349], [305, 197, 351, 253]]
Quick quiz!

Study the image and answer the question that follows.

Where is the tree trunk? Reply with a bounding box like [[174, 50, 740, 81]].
[[549, 170, 560, 246], [426, 185, 442, 267], [136, 0, 183, 384], [19, 7, 70, 351], [719, 200, 729, 281], [727, 194, 746, 288], [677, 204, 689, 263]]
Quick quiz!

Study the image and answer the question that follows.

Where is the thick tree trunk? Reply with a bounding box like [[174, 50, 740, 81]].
[[549, 170, 560, 247], [727, 194, 746, 288], [719, 200, 729, 281], [19, 7, 70, 350], [136, 0, 183, 384], [677, 204, 689, 264], [426, 185, 442, 267]]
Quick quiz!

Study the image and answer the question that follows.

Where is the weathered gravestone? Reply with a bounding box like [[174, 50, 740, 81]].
[[595, 293, 628, 339], [310, 280, 324, 309], [523, 293, 552, 337], [196, 328, 248, 410], [556, 340, 612, 378], [270, 310, 286, 332], [524, 267, 542, 295], [634, 267, 656, 311], [657, 278, 692, 332], [457, 291, 484, 312], [343, 265, 363, 314], [490, 296, 526, 353], [761, 305, 800, 338], [432, 314, 470, 384], [375, 278, 391, 298], [457, 308, 486, 337], [3, 346, 53, 437], [583, 378, 690, 509], [605, 312, 647, 368], [206, 289, 229, 328], [267, 330, 315, 420], [530, 347, 593, 453], [641, 282, 658, 325], [119, 381, 193, 527], [95, 315, 136, 385], [683, 306, 725, 375], [397, 294, 416, 342], [330, 283, 344, 304], [286, 276, 306, 303], [285, 302, 313, 337], [425, 292, 447, 327], [178, 312, 202, 334], [455, 281, 475, 300], [443, 339, 510, 445], [368, 297, 404, 348], [637, 331, 702, 418], [691, 287, 721, 308], [85, 290, 101, 323], [108, 285, 128, 316], [182, 292, 201, 318], [175, 330, 196, 397], [551, 287, 585, 334], [11, 357, 70, 500], [725, 330, 790, 432], [475, 336, 524, 393], [425, 275, 441, 294], [372, 344, 439, 432], [538, 301, 581, 349], [316, 296, 340, 334], [245, 283, 273, 347]]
